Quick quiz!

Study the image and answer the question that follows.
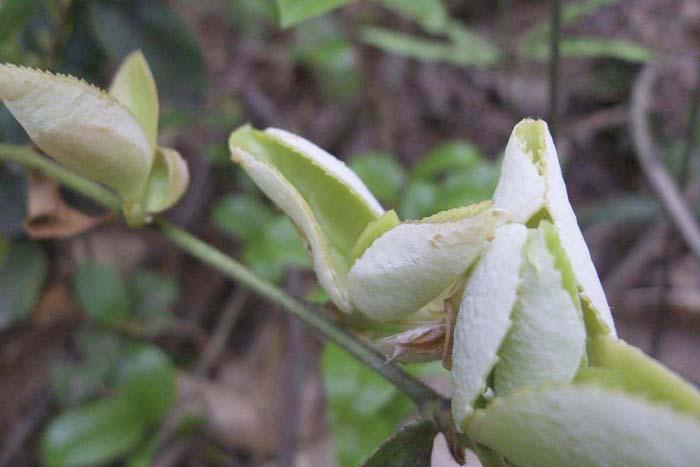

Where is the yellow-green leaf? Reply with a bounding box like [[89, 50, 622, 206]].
[[466, 385, 700, 467], [587, 336, 700, 419], [109, 50, 159, 150], [141, 146, 189, 213]]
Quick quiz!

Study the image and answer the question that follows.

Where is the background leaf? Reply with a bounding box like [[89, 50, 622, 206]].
[[242, 216, 310, 283], [323, 343, 414, 467], [73, 261, 130, 325], [360, 25, 499, 67], [41, 398, 146, 467], [0, 240, 48, 329], [276, 0, 353, 28], [211, 193, 276, 242], [50, 330, 122, 408], [293, 17, 361, 102], [379, 0, 447, 33], [525, 37, 654, 62], [361, 420, 436, 467], [350, 151, 406, 206], [116, 343, 176, 424], [0, 0, 42, 43], [89, 0, 206, 103]]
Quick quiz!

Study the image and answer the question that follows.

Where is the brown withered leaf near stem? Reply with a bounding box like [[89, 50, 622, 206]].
[[377, 323, 446, 363], [24, 171, 108, 239], [442, 277, 467, 370]]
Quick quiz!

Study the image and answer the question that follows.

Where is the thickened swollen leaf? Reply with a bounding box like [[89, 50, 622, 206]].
[[493, 119, 615, 336], [348, 202, 503, 321], [466, 385, 700, 467], [493, 223, 586, 396], [450, 223, 527, 427]]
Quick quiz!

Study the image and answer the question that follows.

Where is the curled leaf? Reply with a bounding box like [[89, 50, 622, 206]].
[[493, 119, 616, 335], [347, 202, 504, 321], [466, 385, 700, 467], [230, 125, 383, 312], [108, 50, 159, 150], [0, 64, 153, 202], [451, 223, 528, 427], [141, 147, 189, 213]]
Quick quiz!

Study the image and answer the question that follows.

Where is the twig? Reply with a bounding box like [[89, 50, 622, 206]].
[[651, 63, 700, 357], [0, 144, 121, 212], [547, 0, 561, 139], [194, 288, 248, 376], [0, 145, 447, 420], [678, 63, 700, 191], [630, 64, 700, 261], [0, 388, 51, 467], [278, 270, 307, 467]]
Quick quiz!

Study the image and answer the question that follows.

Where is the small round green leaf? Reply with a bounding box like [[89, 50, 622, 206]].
[[41, 398, 147, 467], [73, 261, 130, 325], [116, 343, 176, 424]]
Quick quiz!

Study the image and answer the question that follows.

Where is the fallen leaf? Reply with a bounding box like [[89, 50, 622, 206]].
[[24, 171, 107, 239]]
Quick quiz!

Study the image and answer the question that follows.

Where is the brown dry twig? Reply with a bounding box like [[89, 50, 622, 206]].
[[629, 63, 700, 260]]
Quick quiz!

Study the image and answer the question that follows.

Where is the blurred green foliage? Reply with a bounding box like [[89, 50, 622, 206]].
[[43, 263, 179, 467], [322, 343, 415, 467], [74, 261, 131, 326], [349, 151, 407, 206], [361, 21, 500, 67], [521, 0, 654, 63], [276, 0, 353, 28], [89, 0, 206, 103], [211, 193, 310, 284], [0, 0, 43, 43], [0, 240, 48, 329], [293, 17, 362, 102], [361, 419, 436, 466]]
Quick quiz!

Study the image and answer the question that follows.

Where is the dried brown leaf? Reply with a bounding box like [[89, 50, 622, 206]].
[[24, 171, 107, 239]]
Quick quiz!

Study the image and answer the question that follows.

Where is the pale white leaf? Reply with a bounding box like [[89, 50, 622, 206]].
[[493, 119, 616, 335], [450, 223, 527, 427], [493, 224, 586, 396], [347, 203, 504, 321]]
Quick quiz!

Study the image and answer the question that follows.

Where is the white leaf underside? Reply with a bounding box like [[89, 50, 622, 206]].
[[494, 226, 586, 396], [450, 223, 528, 426], [348, 204, 502, 321], [492, 119, 616, 336]]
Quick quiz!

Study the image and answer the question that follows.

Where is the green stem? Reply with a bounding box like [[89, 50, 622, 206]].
[[0, 144, 121, 211], [0, 144, 444, 413]]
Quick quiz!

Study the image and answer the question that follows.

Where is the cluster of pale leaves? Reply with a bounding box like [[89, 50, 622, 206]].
[[2, 54, 700, 467], [0, 52, 189, 226], [228, 121, 700, 467]]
